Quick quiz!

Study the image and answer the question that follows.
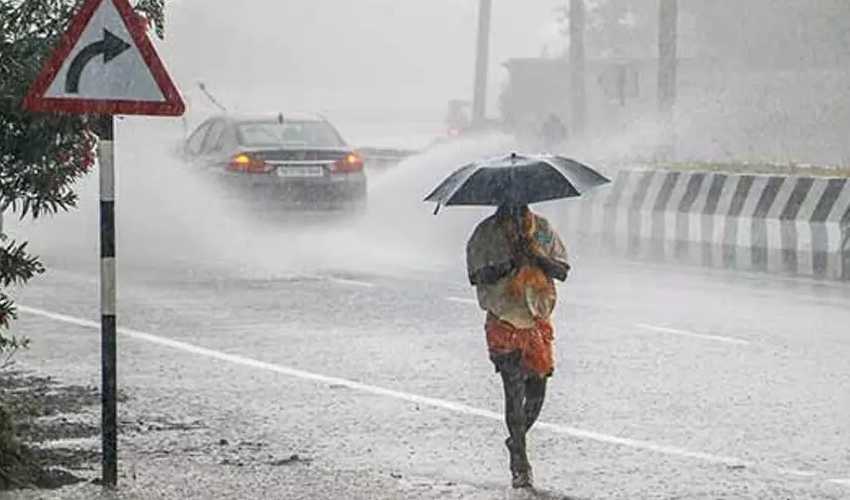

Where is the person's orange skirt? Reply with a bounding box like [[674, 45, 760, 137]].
[[485, 313, 554, 378]]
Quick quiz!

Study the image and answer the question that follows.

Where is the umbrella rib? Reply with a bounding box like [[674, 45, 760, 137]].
[[543, 161, 580, 197], [423, 163, 477, 202], [424, 154, 611, 209], [546, 158, 609, 193], [442, 166, 485, 206]]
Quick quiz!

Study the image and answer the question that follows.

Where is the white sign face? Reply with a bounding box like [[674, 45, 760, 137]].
[[43, 0, 164, 102]]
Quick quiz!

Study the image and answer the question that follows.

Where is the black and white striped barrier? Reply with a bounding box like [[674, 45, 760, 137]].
[[563, 170, 850, 280]]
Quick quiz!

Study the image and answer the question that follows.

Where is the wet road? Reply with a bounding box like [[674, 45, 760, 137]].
[[8, 245, 850, 499]]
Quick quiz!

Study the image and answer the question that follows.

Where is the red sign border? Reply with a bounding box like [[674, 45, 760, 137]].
[[22, 0, 184, 116]]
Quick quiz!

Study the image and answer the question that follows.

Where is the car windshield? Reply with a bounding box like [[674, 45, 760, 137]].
[[237, 121, 344, 148]]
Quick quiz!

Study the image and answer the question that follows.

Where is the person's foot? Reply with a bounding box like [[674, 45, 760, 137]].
[[511, 468, 533, 489], [506, 437, 533, 488]]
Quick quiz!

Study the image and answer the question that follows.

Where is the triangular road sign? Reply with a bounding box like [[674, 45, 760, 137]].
[[23, 0, 184, 116]]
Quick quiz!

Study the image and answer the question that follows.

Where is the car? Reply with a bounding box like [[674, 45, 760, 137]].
[[181, 112, 366, 208]]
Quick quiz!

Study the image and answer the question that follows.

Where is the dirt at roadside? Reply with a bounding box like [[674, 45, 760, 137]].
[[0, 370, 104, 490]]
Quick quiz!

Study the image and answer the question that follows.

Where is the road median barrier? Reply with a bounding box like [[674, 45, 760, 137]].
[[561, 169, 850, 280], [358, 147, 419, 172]]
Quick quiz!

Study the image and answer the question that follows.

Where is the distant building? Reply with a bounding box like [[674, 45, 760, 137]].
[[499, 56, 715, 129], [500, 53, 850, 165]]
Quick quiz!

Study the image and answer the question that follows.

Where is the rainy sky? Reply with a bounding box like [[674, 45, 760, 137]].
[[161, 1, 565, 118], [154, 0, 850, 162]]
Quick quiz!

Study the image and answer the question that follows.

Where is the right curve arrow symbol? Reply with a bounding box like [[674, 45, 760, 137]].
[[65, 29, 132, 94]]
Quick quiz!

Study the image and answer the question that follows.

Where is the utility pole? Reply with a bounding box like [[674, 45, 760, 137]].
[[569, 0, 587, 136], [658, 0, 678, 159], [472, 0, 492, 127]]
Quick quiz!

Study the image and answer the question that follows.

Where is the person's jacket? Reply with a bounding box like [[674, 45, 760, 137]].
[[466, 211, 568, 328]]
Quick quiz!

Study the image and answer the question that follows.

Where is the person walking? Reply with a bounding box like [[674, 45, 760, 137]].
[[540, 113, 568, 151], [466, 204, 570, 489]]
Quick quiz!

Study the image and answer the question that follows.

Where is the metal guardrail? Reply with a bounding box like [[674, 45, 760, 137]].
[[358, 147, 419, 171]]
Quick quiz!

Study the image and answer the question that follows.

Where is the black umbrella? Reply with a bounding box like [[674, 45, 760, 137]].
[[424, 152, 610, 213]]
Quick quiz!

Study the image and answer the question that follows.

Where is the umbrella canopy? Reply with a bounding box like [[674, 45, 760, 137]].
[[424, 152, 610, 211]]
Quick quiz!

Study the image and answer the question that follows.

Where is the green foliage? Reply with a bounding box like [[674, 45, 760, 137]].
[[685, 0, 850, 67], [0, 404, 21, 487], [0, 0, 166, 355], [556, 0, 657, 59], [556, 1, 850, 67], [134, 0, 165, 39]]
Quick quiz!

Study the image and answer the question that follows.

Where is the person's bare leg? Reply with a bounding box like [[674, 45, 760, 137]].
[[498, 354, 532, 488], [524, 375, 547, 431]]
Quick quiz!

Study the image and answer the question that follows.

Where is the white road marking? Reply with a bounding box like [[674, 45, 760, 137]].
[[446, 296, 478, 305], [294, 272, 376, 288], [324, 277, 376, 288], [19, 304, 818, 478], [827, 478, 850, 487], [38, 437, 99, 450], [777, 468, 819, 477], [635, 323, 751, 346]]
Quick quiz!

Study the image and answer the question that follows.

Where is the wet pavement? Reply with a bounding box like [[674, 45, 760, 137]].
[[4, 253, 850, 499]]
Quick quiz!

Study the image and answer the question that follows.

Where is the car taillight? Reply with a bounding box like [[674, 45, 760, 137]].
[[228, 153, 270, 173], [332, 152, 364, 173]]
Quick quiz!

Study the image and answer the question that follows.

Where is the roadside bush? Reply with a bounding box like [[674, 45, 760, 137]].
[[0, 404, 22, 488], [0, 0, 167, 357], [0, 0, 167, 488]]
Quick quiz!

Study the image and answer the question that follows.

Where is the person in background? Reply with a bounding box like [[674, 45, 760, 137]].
[[541, 113, 568, 152], [445, 99, 471, 137], [466, 204, 570, 489]]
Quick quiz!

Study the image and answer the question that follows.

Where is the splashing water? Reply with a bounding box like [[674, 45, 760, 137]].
[[6, 117, 521, 282]]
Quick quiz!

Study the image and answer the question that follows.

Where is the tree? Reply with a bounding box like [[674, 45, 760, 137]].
[[0, 0, 166, 358], [683, 0, 850, 68], [557, 0, 657, 60]]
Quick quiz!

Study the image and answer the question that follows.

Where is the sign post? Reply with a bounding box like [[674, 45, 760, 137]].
[[22, 0, 184, 487], [98, 114, 117, 486]]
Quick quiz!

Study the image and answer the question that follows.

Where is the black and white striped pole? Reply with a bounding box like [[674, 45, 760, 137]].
[[98, 114, 118, 488], [20, 0, 186, 489]]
